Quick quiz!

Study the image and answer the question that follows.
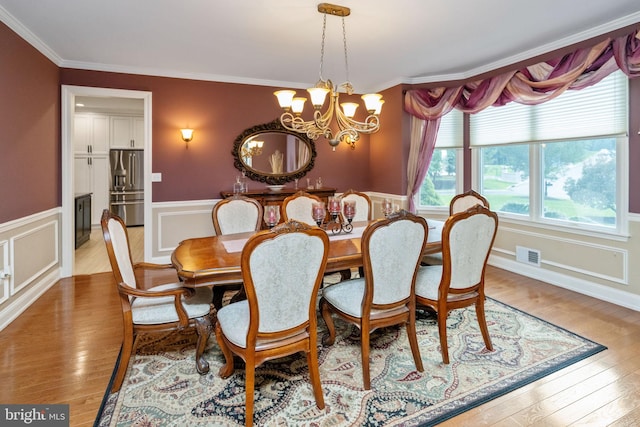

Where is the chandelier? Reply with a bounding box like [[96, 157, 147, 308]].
[[274, 3, 384, 151]]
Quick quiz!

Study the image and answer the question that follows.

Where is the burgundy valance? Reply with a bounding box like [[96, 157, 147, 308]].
[[405, 28, 640, 120]]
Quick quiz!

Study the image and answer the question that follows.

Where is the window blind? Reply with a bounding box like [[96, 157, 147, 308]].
[[435, 109, 463, 148], [470, 70, 628, 146]]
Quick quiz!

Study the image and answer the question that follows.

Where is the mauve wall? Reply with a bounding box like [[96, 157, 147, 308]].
[[370, 85, 409, 195], [59, 70, 399, 202], [0, 22, 60, 223]]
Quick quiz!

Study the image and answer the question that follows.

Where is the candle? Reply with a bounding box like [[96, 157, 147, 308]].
[[312, 202, 325, 225], [343, 201, 356, 220], [328, 197, 340, 214]]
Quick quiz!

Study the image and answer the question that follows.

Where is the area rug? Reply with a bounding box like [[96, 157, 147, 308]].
[[95, 298, 606, 426]]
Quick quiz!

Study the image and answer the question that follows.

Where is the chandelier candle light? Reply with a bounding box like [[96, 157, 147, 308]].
[[274, 3, 384, 151]]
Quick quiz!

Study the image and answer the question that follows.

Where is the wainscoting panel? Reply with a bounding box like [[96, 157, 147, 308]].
[[11, 220, 59, 294], [493, 225, 627, 285], [151, 201, 216, 261], [0, 209, 61, 331]]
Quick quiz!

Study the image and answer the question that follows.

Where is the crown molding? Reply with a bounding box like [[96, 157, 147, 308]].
[[0, 5, 62, 65]]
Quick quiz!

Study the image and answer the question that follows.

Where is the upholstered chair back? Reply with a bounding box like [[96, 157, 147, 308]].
[[449, 189, 489, 215], [281, 192, 323, 226], [365, 212, 427, 305], [445, 206, 498, 290], [105, 214, 137, 291], [244, 221, 329, 333], [213, 196, 263, 235], [341, 190, 372, 222]]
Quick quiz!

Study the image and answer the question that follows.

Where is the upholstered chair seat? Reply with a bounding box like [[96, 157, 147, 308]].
[[322, 279, 409, 319], [130, 283, 213, 325]]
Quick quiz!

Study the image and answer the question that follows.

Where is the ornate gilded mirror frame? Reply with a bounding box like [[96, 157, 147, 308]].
[[232, 119, 317, 185]]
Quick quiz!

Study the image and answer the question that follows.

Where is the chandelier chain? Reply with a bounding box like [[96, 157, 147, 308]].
[[342, 16, 349, 85], [319, 14, 327, 81]]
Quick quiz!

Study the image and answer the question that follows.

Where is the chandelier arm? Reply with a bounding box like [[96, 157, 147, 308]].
[[280, 111, 333, 141], [312, 89, 336, 132], [335, 106, 381, 134]]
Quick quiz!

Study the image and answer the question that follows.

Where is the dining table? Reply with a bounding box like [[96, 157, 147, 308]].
[[171, 219, 444, 295]]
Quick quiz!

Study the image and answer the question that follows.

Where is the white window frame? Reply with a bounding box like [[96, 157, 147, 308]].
[[472, 136, 628, 239]]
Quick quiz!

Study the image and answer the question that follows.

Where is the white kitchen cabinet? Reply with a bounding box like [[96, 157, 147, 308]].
[[74, 114, 109, 155], [110, 115, 144, 149], [74, 155, 110, 225]]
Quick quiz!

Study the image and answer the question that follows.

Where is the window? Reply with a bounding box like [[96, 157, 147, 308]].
[[471, 71, 628, 230], [418, 110, 463, 208], [480, 144, 530, 216]]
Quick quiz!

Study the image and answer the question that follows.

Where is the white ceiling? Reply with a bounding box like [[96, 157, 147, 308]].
[[1, 1, 640, 93]]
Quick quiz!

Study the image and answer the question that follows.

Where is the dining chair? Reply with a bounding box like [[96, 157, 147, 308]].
[[415, 204, 498, 364], [340, 189, 373, 222], [422, 189, 490, 266], [215, 220, 329, 427], [340, 189, 373, 279], [211, 195, 264, 307], [101, 209, 214, 393], [320, 210, 428, 390], [282, 190, 351, 282], [281, 190, 324, 225], [212, 195, 264, 235]]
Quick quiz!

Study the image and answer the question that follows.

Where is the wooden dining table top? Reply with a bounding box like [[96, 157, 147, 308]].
[[171, 219, 443, 286]]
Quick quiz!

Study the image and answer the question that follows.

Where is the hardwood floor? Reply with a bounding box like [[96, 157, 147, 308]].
[[2, 266, 640, 426], [74, 226, 144, 275]]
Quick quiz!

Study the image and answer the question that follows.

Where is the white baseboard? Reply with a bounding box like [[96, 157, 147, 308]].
[[489, 255, 640, 312], [0, 268, 60, 331]]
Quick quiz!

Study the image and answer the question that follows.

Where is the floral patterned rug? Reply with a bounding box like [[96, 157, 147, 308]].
[[95, 298, 605, 426]]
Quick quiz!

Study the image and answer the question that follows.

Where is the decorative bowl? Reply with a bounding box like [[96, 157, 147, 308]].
[[266, 185, 285, 193]]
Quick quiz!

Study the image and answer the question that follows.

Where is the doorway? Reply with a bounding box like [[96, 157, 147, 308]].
[[61, 86, 152, 278]]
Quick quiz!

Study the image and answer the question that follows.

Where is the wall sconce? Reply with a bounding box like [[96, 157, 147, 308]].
[[180, 128, 194, 147]]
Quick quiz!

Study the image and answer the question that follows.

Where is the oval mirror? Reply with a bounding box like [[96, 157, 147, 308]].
[[232, 119, 317, 185]]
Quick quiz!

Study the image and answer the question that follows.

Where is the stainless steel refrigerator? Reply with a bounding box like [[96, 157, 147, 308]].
[[109, 149, 144, 226]]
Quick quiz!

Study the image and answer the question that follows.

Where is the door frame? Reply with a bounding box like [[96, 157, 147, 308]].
[[61, 85, 152, 277]]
